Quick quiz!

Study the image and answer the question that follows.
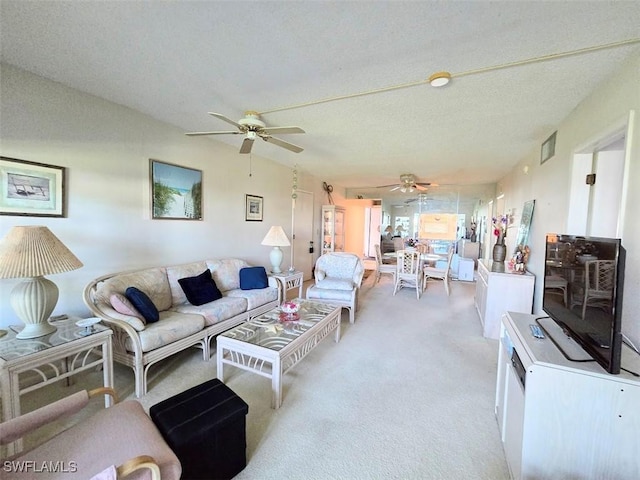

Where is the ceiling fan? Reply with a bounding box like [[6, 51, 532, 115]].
[[377, 174, 436, 193], [185, 111, 305, 154]]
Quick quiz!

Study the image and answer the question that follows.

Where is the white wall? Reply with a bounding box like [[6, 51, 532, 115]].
[[497, 53, 640, 349], [0, 64, 311, 327]]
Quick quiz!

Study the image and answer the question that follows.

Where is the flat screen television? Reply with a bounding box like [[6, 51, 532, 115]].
[[543, 234, 625, 374]]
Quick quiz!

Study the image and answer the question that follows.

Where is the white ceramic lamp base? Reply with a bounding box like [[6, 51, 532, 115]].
[[269, 246, 284, 274], [11, 276, 58, 339]]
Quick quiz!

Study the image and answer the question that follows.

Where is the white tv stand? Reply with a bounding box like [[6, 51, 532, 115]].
[[496, 312, 640, 479]]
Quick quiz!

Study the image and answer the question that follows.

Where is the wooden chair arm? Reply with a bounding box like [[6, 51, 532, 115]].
[[89, 386, 120, 404], [117, 455, 161, 480]]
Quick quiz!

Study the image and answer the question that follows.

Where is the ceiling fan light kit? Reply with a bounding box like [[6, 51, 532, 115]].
[[428, 71, 451, 87], [186, 111, 305, 154]]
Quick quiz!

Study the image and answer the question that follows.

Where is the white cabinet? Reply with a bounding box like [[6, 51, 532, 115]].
[[475, 259, 534, 339], [497, 312, 640, 479], [321, 205, 345, 254], [457, 257, 475, 281]]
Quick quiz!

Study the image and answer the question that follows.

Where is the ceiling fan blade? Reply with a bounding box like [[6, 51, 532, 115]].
[[263, 136, 304, 153], [389, 186, 401, 192], [376, 183, 400, 188], [416, 182, 438, 187], [185, 130, 241, 136], [260, 126, 305, 135], [208, 112, 243, 129], [415, 184, 428, 191], [239, 137, 254, 154]]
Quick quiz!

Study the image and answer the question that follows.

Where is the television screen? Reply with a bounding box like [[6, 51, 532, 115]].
[[542, 234, 625, 374]]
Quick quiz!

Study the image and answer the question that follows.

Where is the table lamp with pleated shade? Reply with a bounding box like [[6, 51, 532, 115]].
[[261, 226, 290, 274], [0, 226, 83, 339]]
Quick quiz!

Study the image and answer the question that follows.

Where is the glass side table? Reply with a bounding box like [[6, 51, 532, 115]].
[[0, 317, 113, 455]]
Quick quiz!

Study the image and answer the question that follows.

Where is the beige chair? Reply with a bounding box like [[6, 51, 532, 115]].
[[581, 260, 615, 319], [422, 247, 455, 295], [306, 252, 365, 323], [0, 387, 181, 480], [393, 250, 422, 299], [373, 244, 396, 284]]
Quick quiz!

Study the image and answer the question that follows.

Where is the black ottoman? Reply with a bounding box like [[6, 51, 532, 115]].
[[150, 378, 249, 480]]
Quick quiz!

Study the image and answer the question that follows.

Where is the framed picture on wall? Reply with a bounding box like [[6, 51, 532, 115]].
[[0, 157, 66, 217], [245, 194, 263, 221], [540, 131, 557, 164], [150, 159, 202, 220]]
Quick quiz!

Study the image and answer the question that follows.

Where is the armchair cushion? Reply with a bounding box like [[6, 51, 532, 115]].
[[178, 269, 222, 306], [315, 278, 354, 291], [125, 287, 160, 323], [239, 266, 269, 290]]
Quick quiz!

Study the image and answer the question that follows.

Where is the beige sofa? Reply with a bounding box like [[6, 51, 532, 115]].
[[84, 258, 280, 397]]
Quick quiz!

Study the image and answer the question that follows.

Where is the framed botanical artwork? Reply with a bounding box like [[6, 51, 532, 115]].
[[245, 194, 263, 221], [540, 131, 557, 164], [0, 157, 66, 217], [150, 159, 202, 220]]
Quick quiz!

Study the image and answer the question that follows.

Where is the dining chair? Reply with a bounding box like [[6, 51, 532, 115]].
[[422, 246, 455, 295], [581, 260, 615, 319], [374, 243, 396, 284], [393, 250, 422, 299]]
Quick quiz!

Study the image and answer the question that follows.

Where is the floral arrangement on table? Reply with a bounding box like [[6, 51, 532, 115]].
[[492, 214, 510, 244], [405, 238, 419, 248], [508, 245, 530, 273], [281, 301, 299, 314]]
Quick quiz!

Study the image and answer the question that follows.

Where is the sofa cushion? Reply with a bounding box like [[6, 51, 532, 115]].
[[239, 266, 269, 290], [178, 269, 223, 306], [172, 296, 247, 327], [166, 261, 209, 306], [110, 293, 144, 320], [109, 293, 146, 331], [94, 267, 173, 312], [128, 311, 205, 353], [227, 287, 278, 310], [125, 287, 160, 323], [207, 258, 249, 292]]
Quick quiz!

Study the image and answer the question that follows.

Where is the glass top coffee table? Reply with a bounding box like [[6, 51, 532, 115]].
[[216, 299, 341, 409]]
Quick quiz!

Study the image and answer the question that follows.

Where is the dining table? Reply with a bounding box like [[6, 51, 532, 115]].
[[383, 251, 448, 267]]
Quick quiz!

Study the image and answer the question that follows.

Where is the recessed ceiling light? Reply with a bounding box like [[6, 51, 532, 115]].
[[428, 71, 451, 87]]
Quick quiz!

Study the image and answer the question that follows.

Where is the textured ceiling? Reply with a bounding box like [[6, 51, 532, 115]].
[[1, 1, 639, 207]]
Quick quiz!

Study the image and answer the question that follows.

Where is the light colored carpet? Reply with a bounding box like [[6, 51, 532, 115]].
[[20, 275, 510, 479]]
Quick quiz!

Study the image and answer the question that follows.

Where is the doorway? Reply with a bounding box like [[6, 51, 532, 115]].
[[567, 112, 633, 237], [292, 189, 314, 280]]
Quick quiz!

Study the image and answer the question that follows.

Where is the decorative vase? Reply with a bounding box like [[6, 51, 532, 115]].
[[493, 237, 506, 263]]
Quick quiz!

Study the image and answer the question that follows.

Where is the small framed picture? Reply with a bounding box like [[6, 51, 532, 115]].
[[245, 194, 263, 221], [540, 131, 557, 165], [0, 157, 66, 217], [150, 159, 202, 220]]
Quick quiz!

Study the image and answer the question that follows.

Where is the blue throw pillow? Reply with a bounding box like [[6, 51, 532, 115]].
[[125, 286, 160, 323], [178, 269, 222, 306], [240, 266, 269, 290]]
